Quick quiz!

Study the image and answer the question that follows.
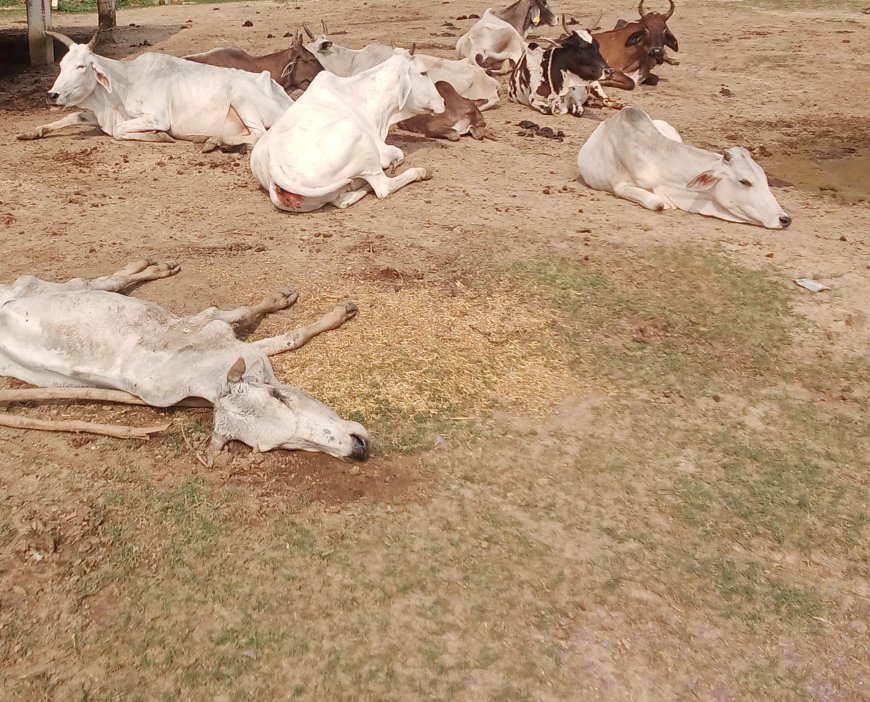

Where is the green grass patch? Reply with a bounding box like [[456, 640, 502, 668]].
[[516, 245, 792, 394]]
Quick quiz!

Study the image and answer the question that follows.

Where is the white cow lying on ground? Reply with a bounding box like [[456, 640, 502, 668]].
[[301, 23, 500, 110], [17, 32, 292, 151], [455, 0, 559, 73], [0, 259, 369, 463], [578, 107, 792, 229], [250, 50, 445, 212], [302, 21, 394, 77]]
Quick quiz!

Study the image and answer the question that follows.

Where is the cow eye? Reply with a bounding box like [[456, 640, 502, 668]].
[[739, 179, 752, 187], [420, 70, 428, 76]]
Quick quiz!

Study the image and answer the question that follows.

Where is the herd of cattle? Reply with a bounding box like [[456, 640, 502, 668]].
[[1, 0, 792, 462], [16, 0, 790, 226]]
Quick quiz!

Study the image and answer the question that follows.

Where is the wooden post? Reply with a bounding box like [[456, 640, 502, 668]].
[[26, 0, 54, 65], [97, 0, 117, 41]]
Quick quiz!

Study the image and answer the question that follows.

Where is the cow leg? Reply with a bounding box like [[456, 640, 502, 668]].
[[586, 83, 623, 110], [202, 102, 268, 153], [112, 116, 176, 143], [6, 259, 178, 298], [253, 302, 359, 356], [16, 111, 100, 140], [380, 144, 405, 171], [333, 185, 372, 209], [189, 288, 299, 326], [613, 183, 666, 211], [87, 258, 181, 292], [363, 168, 431, 200]]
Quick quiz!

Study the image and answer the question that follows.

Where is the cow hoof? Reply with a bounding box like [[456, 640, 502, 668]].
[[643, 74, 660, 86], [421, 168, 434, 182], [201, 139, 220, 153], [446, 130, 461, 142], [337, 301, 359, 322], [16, 131, 40, 141], [269, 288, 299, 309]]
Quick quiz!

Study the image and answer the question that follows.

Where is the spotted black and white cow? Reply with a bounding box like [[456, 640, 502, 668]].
[[508, 30, 613, 116]]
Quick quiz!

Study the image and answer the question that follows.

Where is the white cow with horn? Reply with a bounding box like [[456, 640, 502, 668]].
[[578, 107, 792, 229], [17, 31, 292, 151], [250, 48, 445, 212], [0, 259, 369, 463]]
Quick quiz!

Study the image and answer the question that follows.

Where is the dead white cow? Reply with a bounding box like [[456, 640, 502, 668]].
[[0, 259, 369, 463], [16, 32, 292, 151], [250, 50, 445, 212], [578, 107, 792, 229]]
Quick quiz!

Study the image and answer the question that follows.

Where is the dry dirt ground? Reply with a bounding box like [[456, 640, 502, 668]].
[[0, 0, 868, 700]]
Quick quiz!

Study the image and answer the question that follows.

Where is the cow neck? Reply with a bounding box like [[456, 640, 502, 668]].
[[79, 54, 131, 117], [495, 0, 532, 35], [351, 62, 406, 138]]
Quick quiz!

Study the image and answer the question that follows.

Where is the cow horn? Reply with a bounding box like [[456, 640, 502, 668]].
[[561, 13, 570, 36], [44, 30, 75, 48], [638, 0, 647, 17], [409, 42, 416, 55], [321, 19, 329, 35], [723, 150, 732, 162], [302, 22, 315, 40], [587, 12, 603, 32], [665, 0, 675, 19], [86, 29, 101, 50]]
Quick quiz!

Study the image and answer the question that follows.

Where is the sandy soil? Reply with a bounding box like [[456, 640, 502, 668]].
[[0, 0, 868, 698]]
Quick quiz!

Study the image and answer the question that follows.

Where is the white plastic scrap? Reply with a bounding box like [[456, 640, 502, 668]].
[[794, 278, 830, 293]]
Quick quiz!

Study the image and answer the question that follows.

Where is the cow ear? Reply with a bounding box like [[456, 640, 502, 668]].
[[226, 357, 247, 383], [664, 31, 679, 51], [93, 65, 112, 93], [398, 71, 411, 109], [321, 40, 333, 50], [625, 30, 645, 47], [473, 98, 488, 108], [686, 171, 721, 190]]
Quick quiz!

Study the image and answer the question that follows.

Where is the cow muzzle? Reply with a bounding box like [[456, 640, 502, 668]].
[[46, 92, 61, 105], [649, 47, 664, 63], [349, 433, 370, 462]]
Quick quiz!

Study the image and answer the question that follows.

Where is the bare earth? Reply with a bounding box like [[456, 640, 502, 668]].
[[0, 1, 868, 700]]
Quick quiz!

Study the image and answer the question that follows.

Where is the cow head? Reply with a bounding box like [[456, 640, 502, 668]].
[[210, 357, 370, 462], [626, 0, 678, 63], [281, 31, 324, 91], [686, 148, 792, 229], [394, 47, 445, 116], [527, 0, 558, 29], [558, 30, 612, 82], [44, 31, 109, 106], [301, 20, 335, 59], [499, 0, 558, 34]]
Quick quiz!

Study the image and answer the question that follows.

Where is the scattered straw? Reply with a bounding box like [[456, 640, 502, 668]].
[[267, 279, 571, 422]]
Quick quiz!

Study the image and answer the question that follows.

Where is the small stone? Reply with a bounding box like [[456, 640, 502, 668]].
[[765, 252, 774, 258], [712, 394, 721, 402], [243, 20, 253, 27], [839, 235, 847, 241], [349, 466, 361, 476]]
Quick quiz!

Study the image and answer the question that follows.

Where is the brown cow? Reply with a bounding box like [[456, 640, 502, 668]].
[[184, 32, 324, 93], [398, 81, 493, 141], [592, 0, 678, 87]]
